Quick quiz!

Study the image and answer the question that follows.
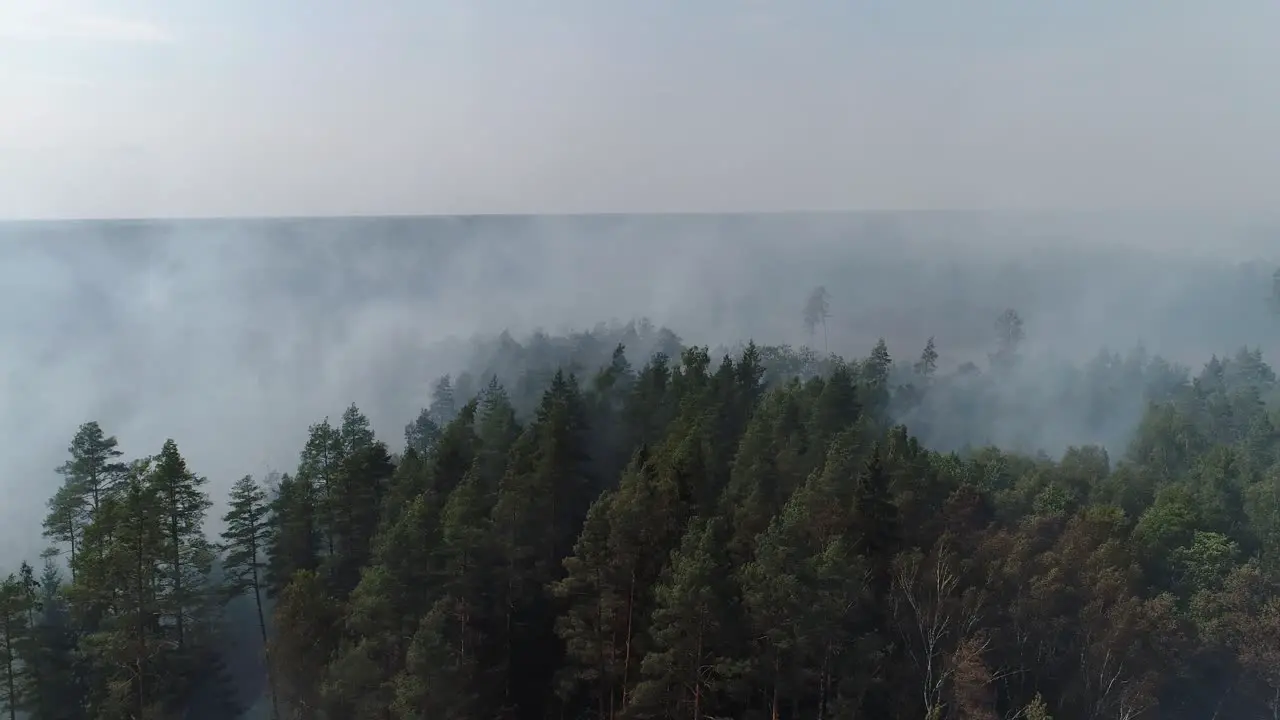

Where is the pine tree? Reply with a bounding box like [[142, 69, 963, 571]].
[[491, 370, 594, 717], [861, 339, 893, 423], [430, 375, 459, 427], [389, 596, 479, 720], [740, 502, 813, 719], [552, 492, 622, 717], [323, 489, 447, 716], [42, 484, 86, 582], [338, 403, 376, 455], [721, 390, 800, 562], [57, 421, 127, 514], [151, 439, 213, 651], [44, 422, 127, 579], [807, 363, 862, 451], [738, 435, 870, 719], [404, 408, 441, 456], [991, 308, 1025, 373], [436, 468, 498, 635], [803, 286, 831, 351], [83, 459, 168, 720], [623, 354, 676, 454], [473, 378, 521, 499], [555, 456, 689, 717], [325, 406, 395, 597], [628, 518, 736, 720], [221, 475, 279, 720], [914, 336, 939, 379], [853, 444, 900, 599], [588, 344, 638, 485], [297, 418, 345, 564], [426, 401, 480, 499]]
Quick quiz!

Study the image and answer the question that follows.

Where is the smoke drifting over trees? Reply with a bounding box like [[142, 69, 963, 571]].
[[4, 212, 1280, 718]]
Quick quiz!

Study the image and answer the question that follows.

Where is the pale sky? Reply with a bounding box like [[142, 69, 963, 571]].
[[2, 0, 1279, 218]]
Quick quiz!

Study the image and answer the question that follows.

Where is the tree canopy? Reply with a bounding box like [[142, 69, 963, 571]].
[[7, 311, 1280, 719]]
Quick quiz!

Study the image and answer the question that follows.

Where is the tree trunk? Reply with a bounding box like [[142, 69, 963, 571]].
[[817, 640, 832, 720], [170, 494, 185, 649], [67, 518, 78, 583], [692, 617, 704, 720], [136, 524, 148, 720], [252, 553, 281, 720], [595, 567, 607, 720], [770, 652, 781, 720], [4, 620, 16, 720], [622, 569, 636, 708]]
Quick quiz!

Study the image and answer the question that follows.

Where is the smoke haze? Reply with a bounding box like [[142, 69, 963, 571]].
[[1, 213, 1278, 566]]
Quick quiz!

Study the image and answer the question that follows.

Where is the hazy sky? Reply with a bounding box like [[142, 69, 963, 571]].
[[2, 0, 1279, 218]]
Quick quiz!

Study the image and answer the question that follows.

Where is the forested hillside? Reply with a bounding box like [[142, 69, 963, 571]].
[[6, 312, 1280, 719]]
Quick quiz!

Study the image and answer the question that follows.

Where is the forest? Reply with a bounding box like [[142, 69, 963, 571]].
[[5, 300, 1280, 720]]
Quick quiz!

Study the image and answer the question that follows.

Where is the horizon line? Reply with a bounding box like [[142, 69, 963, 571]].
[[0, 207, 1264, 225]]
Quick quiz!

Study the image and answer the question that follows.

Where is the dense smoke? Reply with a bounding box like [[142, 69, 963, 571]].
[[1, 212, 1278, 566]]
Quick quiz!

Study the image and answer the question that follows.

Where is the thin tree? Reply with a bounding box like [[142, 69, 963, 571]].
[[990, 308, 1025, 372], [222, 475, 280, 720], [914, 336, 938, 380], [803, 286, 832, 352], [1269, 268, 1280, 321]]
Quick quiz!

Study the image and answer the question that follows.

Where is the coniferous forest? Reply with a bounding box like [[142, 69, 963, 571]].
[[8, 307, 1280, 720]]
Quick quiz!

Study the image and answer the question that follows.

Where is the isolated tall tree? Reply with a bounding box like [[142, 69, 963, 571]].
[[803, 286, 832, 351], [990, 308, 1025, 372], [914, 336, 939, 380], [1270, 268, 1280, 318], [221, 475, 279, 720]]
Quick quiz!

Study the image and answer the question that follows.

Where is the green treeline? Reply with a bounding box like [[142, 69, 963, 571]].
[[6, 316, 1280, 719]]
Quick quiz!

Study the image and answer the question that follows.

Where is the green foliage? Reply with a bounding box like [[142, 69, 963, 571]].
[[15, 319, 1280, 719]]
